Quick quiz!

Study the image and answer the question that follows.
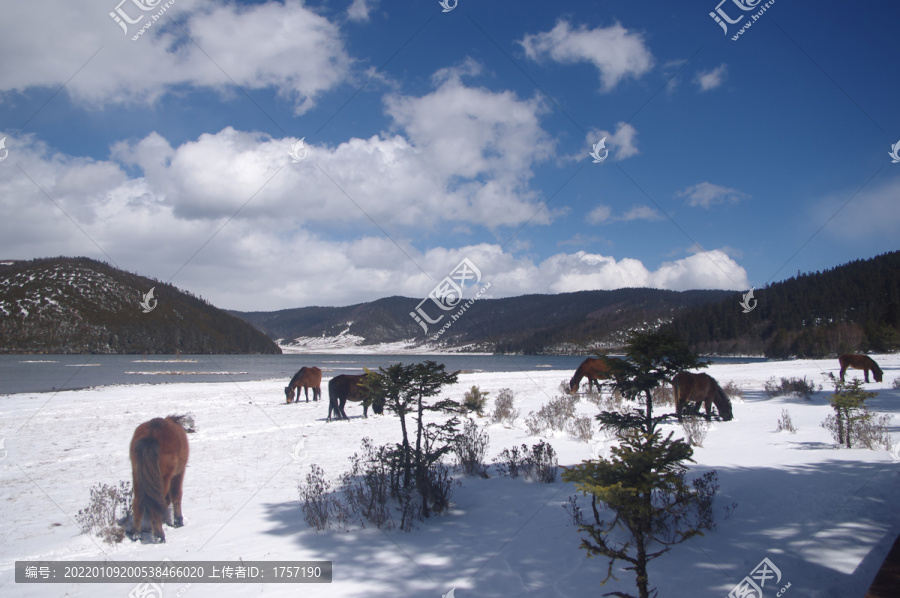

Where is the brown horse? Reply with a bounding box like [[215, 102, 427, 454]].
[[327, 374, 383, 421], [285, 366, 322, 403], [839, 354, 883, 383], [568, 357, 614, 394], [672, 372, 733, 422], [128, 415, 189, 543]]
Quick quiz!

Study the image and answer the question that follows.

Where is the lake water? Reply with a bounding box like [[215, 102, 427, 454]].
[[0, 354, 768, 395]]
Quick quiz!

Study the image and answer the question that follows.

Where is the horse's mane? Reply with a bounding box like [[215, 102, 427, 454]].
[[288, 368, 305, 387], [708, 380, 733, 421], [569, 369, 583, 389]]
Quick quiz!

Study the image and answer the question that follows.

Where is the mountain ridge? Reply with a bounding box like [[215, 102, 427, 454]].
[[231, 288, 734, 354], [0, 257, 281, 354]]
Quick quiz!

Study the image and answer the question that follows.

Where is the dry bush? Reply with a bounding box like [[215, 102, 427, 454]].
[[76, 481, 132, 544], [775, 409, 797, 433], [490, 388, 519, 426], [454, 419, 490, 477], [764, 376, 821, 399], [680, 416, 709, 448], [721, 381, 745, 401], [299, 464, 342, 531], [494, 440, 558, 483], [341, 438, 394, 530], [854, 413, 893, 451], [525, 395, 578, 435], [567, 416, 594, 442], [652, 384, 674, 407]]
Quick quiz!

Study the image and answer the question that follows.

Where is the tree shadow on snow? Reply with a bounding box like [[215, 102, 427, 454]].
[[259, 459, 900, 598]]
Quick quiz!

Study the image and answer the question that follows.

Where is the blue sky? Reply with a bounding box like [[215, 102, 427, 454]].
[[0, 0, 897, 310]]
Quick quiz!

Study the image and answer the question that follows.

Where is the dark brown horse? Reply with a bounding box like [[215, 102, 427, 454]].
[[672, 372, 733, 422], [128, 415, 189, 543], [327, 374, 383, 421], [285, 366, 322, 403], [839, 354, 883, 383], [568, 357, 614, 394]]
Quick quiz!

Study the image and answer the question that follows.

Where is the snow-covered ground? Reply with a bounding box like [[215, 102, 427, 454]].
[[2, 355, 900, 597]]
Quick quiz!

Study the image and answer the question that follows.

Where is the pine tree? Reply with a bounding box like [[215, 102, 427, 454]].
[[563, 331, 718, 598], [362, 361, 461, 517], [823, 375, 878, 448]]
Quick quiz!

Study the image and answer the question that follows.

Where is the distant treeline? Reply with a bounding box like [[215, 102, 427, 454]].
[[663, 251, 900, 358], [0, 257, 281, 354]]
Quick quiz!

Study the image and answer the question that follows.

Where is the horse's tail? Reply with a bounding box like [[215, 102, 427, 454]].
[[710, 379, 733, 421], [327, 377, 342, 419], [133, 437, 167, 518]]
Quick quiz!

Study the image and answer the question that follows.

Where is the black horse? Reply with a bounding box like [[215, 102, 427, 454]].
[[327, 374, 383, 421]]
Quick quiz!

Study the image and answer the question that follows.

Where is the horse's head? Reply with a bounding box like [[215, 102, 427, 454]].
[[372, 398, 385, 415], [284, 386, 293, 403], [873, 363, 883, 383], [567, 376, 579, 394]]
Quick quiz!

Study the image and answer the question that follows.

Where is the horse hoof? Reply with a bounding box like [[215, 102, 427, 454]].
[[173, 516, 184, 528]]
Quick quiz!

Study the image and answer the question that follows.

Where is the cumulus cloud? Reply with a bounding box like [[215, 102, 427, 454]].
[[519, 20, 654, 91], [0, 0, 352, 114], [695, 64, 728, 92], [587, 123, 640, 161], [677, 182, 750, 208], [0, 134, 749, 309]]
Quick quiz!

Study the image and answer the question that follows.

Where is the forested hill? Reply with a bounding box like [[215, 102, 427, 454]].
[[232, 288, 732, 354], [663, 251, 900, 358], [0, 257, 281, 354]]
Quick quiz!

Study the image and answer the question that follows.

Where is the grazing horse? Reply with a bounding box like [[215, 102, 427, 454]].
[[128, 415, 189, 543], [672, 372, 733, 422], [839, 354, 883, 383], [327, 374, 383, 421], [285, 366, 322, 403], [568, 357, 614, 394]]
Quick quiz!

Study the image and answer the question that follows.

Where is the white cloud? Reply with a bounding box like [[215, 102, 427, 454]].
[[586, 204, 661, 224], [587, 205, 612, 224], [620, 205, 664, 221], [677, 182, 750, 208], [695, 64, 728, 92], [0, 0, 352, 114], [519, 20, 654, 92], [587, 123, 640, 161], [0, 135, 749, 309], [347, 0, 378, 22]]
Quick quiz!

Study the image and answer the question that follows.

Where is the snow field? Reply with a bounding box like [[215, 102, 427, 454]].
[[1, 355, 899, 597]]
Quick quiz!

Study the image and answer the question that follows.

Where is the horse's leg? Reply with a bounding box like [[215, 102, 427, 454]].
[[130, 483, 143, 542], [305, 386, 310, 403], [314, 386, 320, 402], [170, 471, 185, 528], [339, 398, 349, 420], [864, 368, 870, 383], [840, 364, 847, 382], [704, 399, 712, 421]]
